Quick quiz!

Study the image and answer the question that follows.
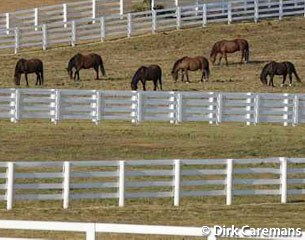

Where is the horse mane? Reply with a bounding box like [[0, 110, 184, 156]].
[[260, 61, 274, 84], [15, 58, 26, 74], [172, 57, 188, 72], [210, 41, 224, 57]]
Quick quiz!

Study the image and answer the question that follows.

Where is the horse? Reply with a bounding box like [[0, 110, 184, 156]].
[[14, 58, 44, 86], [171, 56, 210, 83], [210, 38, 249, 65], [66, 53, 106, 81], [131, 65, 162, 91], [260, 61, 301, 87]]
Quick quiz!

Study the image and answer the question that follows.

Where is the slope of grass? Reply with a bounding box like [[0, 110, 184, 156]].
[[1, 17, 305, 93]]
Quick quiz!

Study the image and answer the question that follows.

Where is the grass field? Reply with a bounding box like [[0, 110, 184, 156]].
[[1, 17, 305, 93], [1, 13, 305, 240]]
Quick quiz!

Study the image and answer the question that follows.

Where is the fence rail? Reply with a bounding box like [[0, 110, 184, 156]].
[[1, 220, 305, 240], [1, 157, 305, 210], [0, 0, 304, 53], [0, 89, 304, 126]]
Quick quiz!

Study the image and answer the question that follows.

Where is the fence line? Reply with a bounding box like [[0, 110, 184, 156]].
[[0, 0, 304, 53], [1, 220, 304, 240], [1, 157, 305, 210], [0, 89, 305, 126]]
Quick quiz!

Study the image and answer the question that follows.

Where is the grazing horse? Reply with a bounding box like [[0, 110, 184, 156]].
[[210, 39, 249, 65], [131, 65, 162, 91], [66, 53, 106, 81], [14, 58, 44, 86], [171, 56, 210, 83], [260, 61, 301, 87]]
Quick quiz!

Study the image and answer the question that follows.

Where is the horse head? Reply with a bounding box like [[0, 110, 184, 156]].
[[66, 67, 73, 80], [14, 73, 21, 85], [171, 69, 178, 82]]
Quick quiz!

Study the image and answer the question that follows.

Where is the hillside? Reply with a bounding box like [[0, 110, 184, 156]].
[[1, 17, 305, 93]]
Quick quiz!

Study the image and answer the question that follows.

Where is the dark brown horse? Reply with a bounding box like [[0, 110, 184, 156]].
[[260, 61, 301, 87], [131, 65, 162, 91], [171, 56, 210, 83], [67, 53, 106, 81], [14, 58, 44, 86], [210, 39, 249, 65]]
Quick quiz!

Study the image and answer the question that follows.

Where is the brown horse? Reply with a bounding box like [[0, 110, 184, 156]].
[[171, 56, 210, 83], [66, 53, 106, 81], [210, 39, 249, 65], [14, 58, 44, 86], [131, 65, 162, 91], [260, 61, 301, 87]]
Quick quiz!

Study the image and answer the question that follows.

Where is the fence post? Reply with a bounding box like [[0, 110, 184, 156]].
[[208, 93, 215, 124], [12, 89, 20, 123], [174, 159, 181, 206], [254, 0, 259, 23], [34, 8, 39, 31], [6, 13, 10, 35], [226, 159, 233, 205], [100, 17, 106, 41], [292, 95, 299, 126], [151, 0, 155, 10], [246, 93, 252, 126], [94, 91, 102, 124], [279, 0, 283, 20], [131, 92, 137, 123], [6, 162, 15, 210], [86, 223, 96, 240], [63, 161, 70, 209], [42, 24, 48, 51], [169, 92, 176, 124], [92, 0, 96, 20], [14, 27, 20, 54], [203, 4, 207, 26], [254, 94, 260, 125], [71, 21, 77, 47], [53, 90, 61, 124], [227, 2, 232, 24], [137, 92, 143, 123], [120, 0, 124, 15], [279, 157, 287, 204], [127, 13, 132, 38], [217, 93, 223, 125], [283, 93, 289, 127], [175, 0, 179, 7], [119, 161, 125, 207], [152, 10, 157, 34], [176, 6, 181, 30], [63, 3, 68, 27], [177, 92, 183, 123]]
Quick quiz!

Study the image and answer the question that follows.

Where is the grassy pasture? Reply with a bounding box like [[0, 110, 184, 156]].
[[0, 13, 305, 240], [1, 17, 305, 92]]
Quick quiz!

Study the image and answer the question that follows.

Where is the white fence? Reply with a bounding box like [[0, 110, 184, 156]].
[[1, 157, 305, 210], [0, 0, 304, 53], [0, 89, 304, 126], [0, 0, 204, 32], [1, 220, 305, 240]]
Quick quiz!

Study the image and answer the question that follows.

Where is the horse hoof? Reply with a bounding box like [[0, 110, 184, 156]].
[[289, 84, 292, 87], [280, 84, 284, 87]]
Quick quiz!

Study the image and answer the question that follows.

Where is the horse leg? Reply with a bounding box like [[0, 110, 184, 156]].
[[281, 74, 287, 87], [153, 80, 157, 91], [181, 70, 184, 82], [200, 71, 204, 82], [270, 74, 275, 87], [185, 70, 190, 83], [289, 73, 293, 87], [35, 73, 39, 85], [224, 53, 229, 66], [218, 54, 223, 65], [240, 50, 244, 64], [25, 74, 29, 86], [141, 79, 146, 91], [95, 66, 99, 80]]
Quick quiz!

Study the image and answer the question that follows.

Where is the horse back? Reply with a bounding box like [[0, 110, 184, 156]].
[[146, 65, 162, 79], [16, 58, 43, 74]]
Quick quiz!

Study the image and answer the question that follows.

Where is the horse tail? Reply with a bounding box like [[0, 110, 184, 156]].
[[99, 56, 106, 76], [291, 64, 301, 82], [206, 60, 210, 80], [244, 41, 250, 63]]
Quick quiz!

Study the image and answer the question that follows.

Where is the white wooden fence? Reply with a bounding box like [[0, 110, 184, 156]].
[[1, 157, 305, 210], [0, 89, 304, 126], [1, 220, 305, 240], [0, 0, 204, 32], [0, 0, 304, 53]]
